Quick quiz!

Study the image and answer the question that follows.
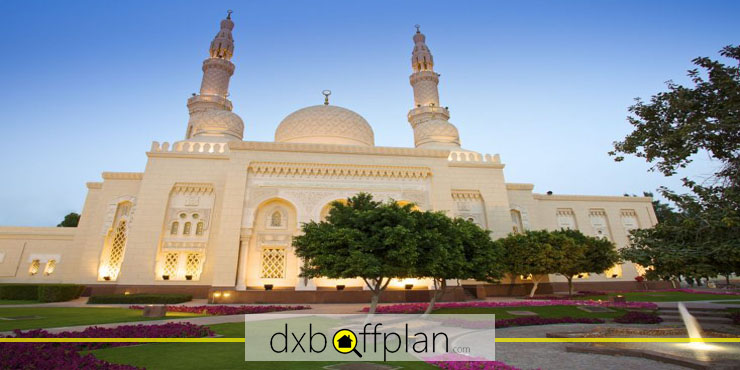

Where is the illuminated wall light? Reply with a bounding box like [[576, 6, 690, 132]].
[[43, 260, 57, 276], [223, 292, 231, 298], [213, 291, 222, 298], [28, 260, 40, 275]]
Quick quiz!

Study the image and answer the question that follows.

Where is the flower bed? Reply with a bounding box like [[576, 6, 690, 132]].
[[363, 300, 657, 314], [9, 322, 214, 350], [0, 342, 140, 369], [129, 304, 310, 315], [440, 317, 604, 330], [2, 323, 213, 369], [613, 311, 663, 324], [424, 354, 521, 369]]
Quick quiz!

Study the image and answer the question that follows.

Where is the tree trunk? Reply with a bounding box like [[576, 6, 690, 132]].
[[423, 279, 446, 316], [727, 275, 731, 287], [528, 279, 540, 298], [367, 292, 380, 315], [567, 277, 574, 296]]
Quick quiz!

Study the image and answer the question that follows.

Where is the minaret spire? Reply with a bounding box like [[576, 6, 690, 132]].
[[184, 12, 244, 142], [407, 26, 460, 149]]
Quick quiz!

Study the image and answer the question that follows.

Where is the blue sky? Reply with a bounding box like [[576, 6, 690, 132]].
[[0, 0, 737, 226]]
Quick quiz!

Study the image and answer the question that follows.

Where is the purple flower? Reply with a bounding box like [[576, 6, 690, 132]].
[[363, 300, 657, 314], [2, 323, 213, 369]]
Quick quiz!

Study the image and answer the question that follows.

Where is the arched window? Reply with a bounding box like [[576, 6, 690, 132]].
[[270, 211, 282, 227], [510, 210, 524, 234], [183, 222, 191, 235], [170, 222, 179, 235], [196, 222, 204, 236]]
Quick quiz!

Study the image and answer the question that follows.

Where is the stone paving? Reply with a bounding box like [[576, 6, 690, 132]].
[[495, 324, 685, 370]]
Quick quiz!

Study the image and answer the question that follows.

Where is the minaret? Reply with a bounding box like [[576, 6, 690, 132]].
[[185, 10, 244, 142], [407, 25, 460, 149]]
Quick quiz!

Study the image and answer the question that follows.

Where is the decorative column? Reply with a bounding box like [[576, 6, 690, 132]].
[[235, 239, 249, 290]]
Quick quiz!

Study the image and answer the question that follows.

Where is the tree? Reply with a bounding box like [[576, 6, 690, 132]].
[[611, 45, 740, 284], [293, 193, 419, 315], [413, 211, 466, 315], [57, 212, 80, 227], [499, 230, 561, 297], [552, 229, 620, 296], [643, 191, 678, 224]]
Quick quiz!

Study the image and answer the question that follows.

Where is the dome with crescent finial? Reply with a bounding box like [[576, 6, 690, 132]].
[[275, 103, 375, 147]]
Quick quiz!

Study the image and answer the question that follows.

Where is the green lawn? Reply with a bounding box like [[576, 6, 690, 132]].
[[92, 322, 437, 370], [433, 305, 628, 319], [0, 299, 39, 305], [576, 291, 740, 302], [0, 307, 203, 331]]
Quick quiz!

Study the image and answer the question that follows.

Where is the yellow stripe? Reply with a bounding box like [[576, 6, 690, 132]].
[[2, 337, 738, 344], [0, 338, 245, 343], [495, 338, 740, 343]]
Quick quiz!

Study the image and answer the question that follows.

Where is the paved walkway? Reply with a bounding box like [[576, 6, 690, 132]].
[[495, 323, 686, 370]]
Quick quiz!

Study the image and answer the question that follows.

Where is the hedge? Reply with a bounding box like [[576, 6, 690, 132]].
[[87, 294, 192, 304], [38, 285, 86, 303], [0, 284, 85, 302], [0, 284, 39, 300]]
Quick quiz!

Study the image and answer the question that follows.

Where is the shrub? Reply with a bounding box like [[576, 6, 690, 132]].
[[614, 311, 663, 324], [129, 304, 310, 315], [0, 284, 85, 302], [88, 293, 192, 304], [0, 284, 40, 300], [37, 284, 85, 302]]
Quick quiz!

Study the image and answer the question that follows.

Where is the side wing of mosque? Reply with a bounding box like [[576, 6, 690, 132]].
[[0, 14, 661, 301]]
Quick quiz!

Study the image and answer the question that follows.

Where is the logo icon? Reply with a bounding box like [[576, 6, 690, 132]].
[[332, 329, 362, 358]]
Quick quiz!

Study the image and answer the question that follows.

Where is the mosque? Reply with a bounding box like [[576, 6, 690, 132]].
[[0, 13, 662, 302]]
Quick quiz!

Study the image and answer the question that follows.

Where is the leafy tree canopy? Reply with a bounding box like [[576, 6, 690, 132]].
[[57, 212, 80, 227]]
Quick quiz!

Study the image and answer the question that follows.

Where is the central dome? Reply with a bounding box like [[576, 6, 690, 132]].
[[275, 105, 375, 146]]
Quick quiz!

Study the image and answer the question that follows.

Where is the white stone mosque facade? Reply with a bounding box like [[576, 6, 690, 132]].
[[0, 14, 663, 302]]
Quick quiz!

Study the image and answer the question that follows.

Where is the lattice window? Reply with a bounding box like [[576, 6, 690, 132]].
[[106, 220, 127, 280], [196, 222, 204, 236], [634, 264, 647, 276], [29, 259, 40, 275], [604, 264, 622, 278], [183, 222, 191, 235], [44, 260, 57, 275], [163, 253, 179, 278], [261, 247, 285, 279], [185, 253, 203, 278], [170, 222, 179, 235]]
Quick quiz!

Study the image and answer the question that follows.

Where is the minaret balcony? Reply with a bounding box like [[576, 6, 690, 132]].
[[407, 105, 450, 124], [187, 94, 233, 113]]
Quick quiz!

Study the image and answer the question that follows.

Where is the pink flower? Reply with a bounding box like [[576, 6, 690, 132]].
[[128, 304, 310, 315]]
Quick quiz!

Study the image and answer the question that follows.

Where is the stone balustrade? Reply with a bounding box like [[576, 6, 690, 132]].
[[150, 141, 229, 154], [448, 150, 500, 164]]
